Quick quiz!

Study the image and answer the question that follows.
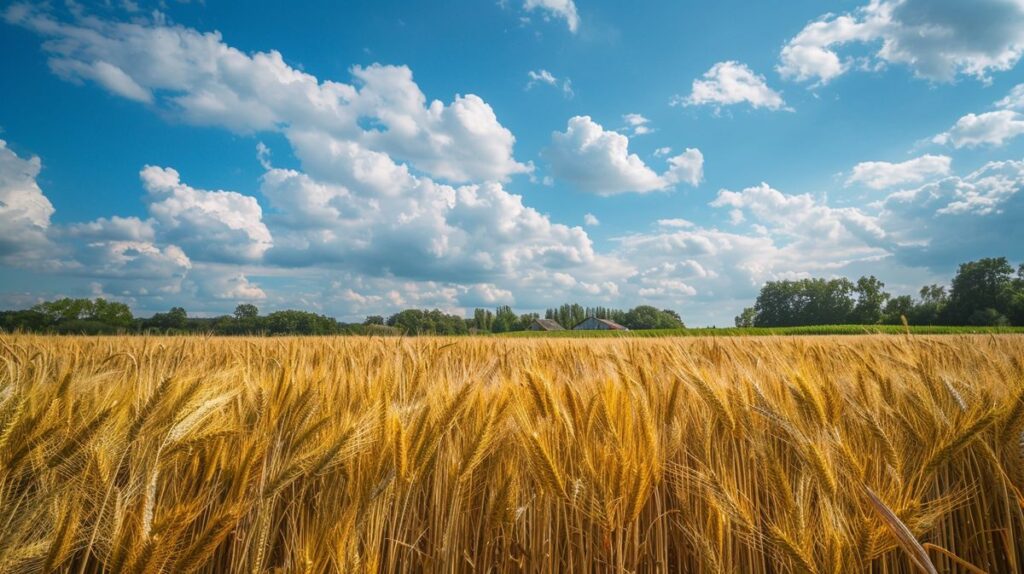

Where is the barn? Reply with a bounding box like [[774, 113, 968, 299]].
[[572, 317, 629, 331], [529, 318, 565, 331]]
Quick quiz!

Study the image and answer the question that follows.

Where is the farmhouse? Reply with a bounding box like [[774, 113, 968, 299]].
[[529, 318, 565, 331], [572, 317, 629, 331]]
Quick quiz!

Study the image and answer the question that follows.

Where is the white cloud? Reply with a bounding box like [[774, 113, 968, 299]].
[[256, 149, 602, 290], [0, 140, 55, 265], [3, 8, 640, 316], [932, 84, 1024, 148], [74, 60, 153, 103], [546, 116, 703, 195], [932, 110, 1024, 148], [528, 69, 552, 85], [877, 159, 1024, 266], [526, 69, 573, 98], [583, 213, 599, 226], [10, 6, 1024, 326], [196, 272, 267, 301], [779, 0, 1024, 85], [66, 216, 155, 242], [711, 183, 887, 244], [523, 0, 579, 33], [663, 148, 704, 187], [527, 69, 557, 87], [6, 8, 530, 183], [996, 83, 1024, 111], [462, 283, 514, 306], [846, 154, 952, 189], [622, 113, 652, 136], [881, 160, 1024, 217], [614, 161, 1024, 318], [140, 166, 272, 263], [676, 61, 787, 111], [73, 240, 191, 281], [58, 229, 193, 301], [656, 218, 694, 228]]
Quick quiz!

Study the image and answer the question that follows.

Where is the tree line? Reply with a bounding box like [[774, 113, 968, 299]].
[[460, 304, 685, 333], [0, 301, 360, 336], [5, 257, 1020, 335], [0, 298, 686, 336], [735, 257, 1024, 327]]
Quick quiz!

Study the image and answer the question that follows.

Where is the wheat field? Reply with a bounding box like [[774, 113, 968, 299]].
[[0, 334, 1022, 573]]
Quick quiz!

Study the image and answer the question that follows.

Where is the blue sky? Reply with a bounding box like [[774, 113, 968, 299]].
[[2, 0, 1024, 326]]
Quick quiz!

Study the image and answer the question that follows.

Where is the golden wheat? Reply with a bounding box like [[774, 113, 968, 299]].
[[0, 334, 1022, 573]]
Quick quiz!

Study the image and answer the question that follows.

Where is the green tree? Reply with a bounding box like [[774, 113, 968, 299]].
[[234, 303, 259, 319], [265, 310, 341, 335], [388, 309, 427, 334], [32, 298, 95, 322], [30, 297, 132, 329], [147, 306, 189, 331], [660, 308, 684, 327], [752, 278, 854, 327], [967, 308, 1009, 326], [387, 309, 467, 335], [492, 305, 518, 333], [167, 307, 188, 328], [907, 284, 948, 324], [734, 307, 756, 328], [92, 299, 133, 327], [0, 310, 53, 332], [882, 295, 914, 324], [472, 308, 494, 331], [850, 275, 889, 324], [944, 257, 1015, 324], [516, 312, 540, 331], [546, 303, 587, 329], [622, 305, 684, 329], [1011, 265, 1024, 325]]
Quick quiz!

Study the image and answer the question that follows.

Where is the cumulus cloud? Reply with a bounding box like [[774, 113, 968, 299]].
[[877, 159, 1024, 266], [609, 187, 889, 324], [546, 116, 703, 195], [675, 61, 787, 111], [257, 148, 600, 289], [69, 240, 191, 283], [65, 216, 155, 243], [140, 166, 272, 263], [3, 8, 634, 315], [846, 154, 952, 189], [663, 149, 704, 187], [9, 5, 1022, 325], [583, 213, 599, 226], [608, 157, 1024, 323], [711, 183, 887, 245], [779, 0, 1024, 85], [523, 0, 579, 33], [0, 140, 55, 265], [932, 110, 1024, 148], [0, 146, 193, 296], [932, 84, 1024, 148], [195, 272, 267, 301], [6, 6, 530, 183]]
